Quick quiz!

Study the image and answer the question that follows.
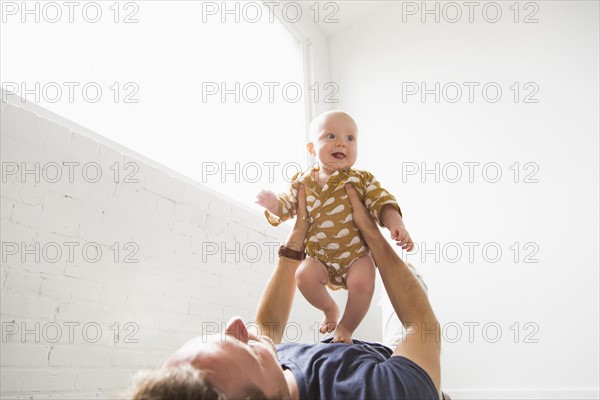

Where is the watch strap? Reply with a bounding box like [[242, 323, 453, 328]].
[[278, 245, 306, 261]]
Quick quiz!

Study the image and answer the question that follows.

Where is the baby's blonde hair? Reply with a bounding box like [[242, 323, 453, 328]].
[[308, 110, 357, 141]]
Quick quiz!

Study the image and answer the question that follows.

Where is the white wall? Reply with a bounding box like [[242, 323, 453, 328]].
[[327, 1, 599, 398], [0, 95, 328, 398]]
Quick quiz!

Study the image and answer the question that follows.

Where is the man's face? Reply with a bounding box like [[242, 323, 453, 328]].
[[307, 112, 358, 173], [163, 317, 288, 399]]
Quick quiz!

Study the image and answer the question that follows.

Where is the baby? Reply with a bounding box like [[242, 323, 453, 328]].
[[257, 110, 414, 343]]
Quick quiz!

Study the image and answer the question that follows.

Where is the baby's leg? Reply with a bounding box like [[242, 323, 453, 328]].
[[334, 255, 376, 344], [295, 256, 340, 333]]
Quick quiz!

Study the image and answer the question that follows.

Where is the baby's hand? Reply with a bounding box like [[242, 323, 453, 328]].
[[256, 190, 279, 216], [390, 226, 414, 252]]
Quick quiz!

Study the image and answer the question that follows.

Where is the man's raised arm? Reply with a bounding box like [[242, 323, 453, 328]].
[[345, 184, 441, 392], [254, 185, 309, 344]]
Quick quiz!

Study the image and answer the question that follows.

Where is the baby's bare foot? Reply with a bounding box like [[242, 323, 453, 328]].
[[332, 324, 353, 344], [319, 303, 340, 334]]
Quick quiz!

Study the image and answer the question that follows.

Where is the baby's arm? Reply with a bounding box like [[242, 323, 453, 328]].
[[256, 190, 279, 216], [361, 171, 414, 251], [256, 177, 300, 226], [380, 205, 414, 251]]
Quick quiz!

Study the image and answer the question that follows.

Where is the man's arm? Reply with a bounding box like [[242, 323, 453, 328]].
[[254, 185, 309, 344], [345, 184, 441, 392]]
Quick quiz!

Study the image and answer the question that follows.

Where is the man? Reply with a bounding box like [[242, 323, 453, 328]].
[[131, 184, 445, 399]]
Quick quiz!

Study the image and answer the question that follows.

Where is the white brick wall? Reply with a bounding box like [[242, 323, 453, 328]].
[[0, 99, 324, 399]]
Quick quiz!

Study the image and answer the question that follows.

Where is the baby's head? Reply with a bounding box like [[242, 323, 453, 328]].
[[306, 110, 358, 173]]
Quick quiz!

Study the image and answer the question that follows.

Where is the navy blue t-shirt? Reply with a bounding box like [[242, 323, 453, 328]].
[[276, 338, 438, 400]]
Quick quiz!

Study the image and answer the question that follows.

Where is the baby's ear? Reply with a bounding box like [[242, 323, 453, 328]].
[[306, 142, 316, 157]]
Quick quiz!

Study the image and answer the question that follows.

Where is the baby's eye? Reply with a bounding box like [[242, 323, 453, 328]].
[[327, 133, 335, 139], [347, 135, 355, 142]]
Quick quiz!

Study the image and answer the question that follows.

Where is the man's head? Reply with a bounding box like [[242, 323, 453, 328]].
[[131, 317, 288, 400], [306, 110, 358, 173]]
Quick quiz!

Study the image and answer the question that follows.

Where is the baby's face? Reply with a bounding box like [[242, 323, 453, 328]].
[[307, 112, 358, 173]]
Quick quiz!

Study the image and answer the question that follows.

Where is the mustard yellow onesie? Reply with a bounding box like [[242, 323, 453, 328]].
[[265, 165, 402, 290]]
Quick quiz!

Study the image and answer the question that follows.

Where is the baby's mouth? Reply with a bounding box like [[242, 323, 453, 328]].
[[332, 152, 346, 159]]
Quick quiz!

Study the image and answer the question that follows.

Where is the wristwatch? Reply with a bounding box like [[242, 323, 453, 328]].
[[278, 245, 306, 260]]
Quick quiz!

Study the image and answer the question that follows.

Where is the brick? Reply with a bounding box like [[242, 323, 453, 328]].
[[1, 220, 38, 245], [0, 369, 22, 392], [28, 295, 60, 319], [158, 312, 204, 334], [143, 166, 184, 202], [159, 295, 189, 314], [173, 248, 196, 269], [219, 277, 249, 295], [77, 168, 117, 199], [127, 188, 157, 222], [188, 299, 205, 317], [154, 196, 175, 229], [69, 133, 100, 158], [40, 277, 73, 301], [21, 369, 76, 391], [15, 182, 45, 206], [4, 270, 42, 293], [223, 306, 254, 322], [120, 309, 160, 331], [113, 178, 139, 204], [0, 135, 31, 163], [98, 285, 127, 307], [139, 228, 176, 263], [123, 155, 146, 186], [0, 105, 44, 147], [78, 221, 131, 246], [63, 262, 118, 285], [79, 185, 122, 217], [70, 280, 101, 302], [0, 293, 30, 316], [0, 344, 50, 367], [111, 348, 162, 368], [182, 183, 213, 210], [12, 202, 78, 236], [41, 191, 81, 217], [0, 198, 14, 220], [0, 179, 21, 201], [40, 117, 72, 155], [49, 345, 111, 367], [204, 303, 225, 321], [118, 328, 172, 351], [54, 321, 116, 347], [141, 257, 185, 282], [186, 267, 218, 289], [74, 369, 132, 391], [55, 302, 114, 324], [203, 214, 231, 236], [0, 266, 7, 287], [173, 218, 209, 239], [98, 143, 124, 168]]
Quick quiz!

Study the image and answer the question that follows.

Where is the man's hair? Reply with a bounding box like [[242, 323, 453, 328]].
[[130, 363, 279, 400]]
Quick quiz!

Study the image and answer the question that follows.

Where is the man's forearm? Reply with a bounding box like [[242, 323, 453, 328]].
[[362, 225, 438, 329], [254, 226, 305, 344]]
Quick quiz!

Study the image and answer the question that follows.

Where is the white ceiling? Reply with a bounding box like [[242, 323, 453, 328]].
[[298, 1, 391, 38]]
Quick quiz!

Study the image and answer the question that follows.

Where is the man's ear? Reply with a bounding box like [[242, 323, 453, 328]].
[[306, 142, 316, 157]]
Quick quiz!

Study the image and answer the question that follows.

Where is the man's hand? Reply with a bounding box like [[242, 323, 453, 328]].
[[344, 184, 380, 238], [256, 190, 279, 216], [293, 184, 310, 237]]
